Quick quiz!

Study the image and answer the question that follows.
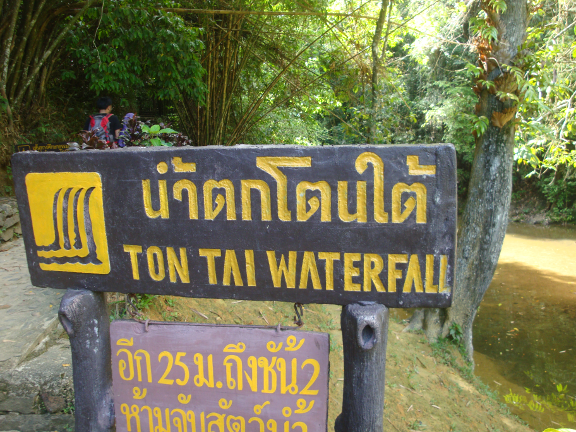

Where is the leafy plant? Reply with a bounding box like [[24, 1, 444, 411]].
[[62, 402, 75, 414], [472, 115, 490, 137], [140, 124, 178, 147], [540, 178, 576, 223], [120, 116, 192, 147], [78, 115, 193, 150], [448, 322, 464, 344], [470, 17, 498, 42], [77, 130, 117, 150], [132, 294, 156, 310], [528, 399, 545, 412], [487, 0, 507, 13], [119, 116, 144, 146]]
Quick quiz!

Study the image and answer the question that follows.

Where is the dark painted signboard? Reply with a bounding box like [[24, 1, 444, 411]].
[[12, 145, 456, 307], [110, 321, 330, 432]]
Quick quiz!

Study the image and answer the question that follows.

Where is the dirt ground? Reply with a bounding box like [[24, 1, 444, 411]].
[[114, 294, 534, 432]]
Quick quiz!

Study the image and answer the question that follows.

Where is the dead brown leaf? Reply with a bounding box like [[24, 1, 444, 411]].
[[492, 107, 516, 128]]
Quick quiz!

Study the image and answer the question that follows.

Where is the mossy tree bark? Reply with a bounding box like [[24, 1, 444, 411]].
[[406, 0, 529, 362]]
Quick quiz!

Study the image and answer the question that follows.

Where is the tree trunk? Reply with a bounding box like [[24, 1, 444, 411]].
[[406, 0, 529, 362], [447, 91, 517, 358]]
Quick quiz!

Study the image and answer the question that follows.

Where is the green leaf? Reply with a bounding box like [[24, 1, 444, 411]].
[[159, 128, 177, 134], [489, 0, 507, 13], [479, 79, 495, 89], [151, 138, 163, 146], [473, 116, 490, 136], [150, 124, 161, 133], [488, 26, 498, 41], [465, 63, 484, 78]]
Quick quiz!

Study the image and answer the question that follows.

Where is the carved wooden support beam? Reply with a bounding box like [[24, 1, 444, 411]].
[[336, 302, 389, 432], [59, 289, 115, 432]]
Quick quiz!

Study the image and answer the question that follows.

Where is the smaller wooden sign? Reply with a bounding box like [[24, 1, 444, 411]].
[[13, 142, 70, 153], [111, 321, 330, 432]]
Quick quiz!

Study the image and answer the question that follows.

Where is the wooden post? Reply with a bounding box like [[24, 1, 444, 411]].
[[59, 289, 115, 432], [335, 301, 389, 432]]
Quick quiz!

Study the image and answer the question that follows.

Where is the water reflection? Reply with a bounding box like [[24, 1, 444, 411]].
[[473, 223, 576, 430]]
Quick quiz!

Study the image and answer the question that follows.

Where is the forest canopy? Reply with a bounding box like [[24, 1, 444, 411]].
[[0, 0, 573, 149], [0, 0, 575, 360], [1, 0, 573, 195], [0, 0, 573, 213]]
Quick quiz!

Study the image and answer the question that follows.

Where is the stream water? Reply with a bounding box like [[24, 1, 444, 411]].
[[473, 223, 576, 430]]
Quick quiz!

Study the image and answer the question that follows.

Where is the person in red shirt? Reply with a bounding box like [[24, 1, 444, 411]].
[[83, 97, 121, 144]]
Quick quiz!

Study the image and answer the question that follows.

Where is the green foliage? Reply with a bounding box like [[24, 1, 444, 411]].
[[465, 63, 484, 78], [140, 124, 178, 147], [4, 0, 576, 227], [170, 0, 351, 146], [62, 402, 75, 414], [244, 106, 329, 146], [430, 337, 474, 382], [487, 0, 508, 13], [472, 115, 490, 136], [448, 322, 464, 344], [408, 56, 478, 197], [109, 293, 156, 320], [17, 107, 79, 146], [132, 294, 156, 310], [77, 114, 192, 149], [66, 0, 206, 102], [540, 177, 576, 223], [513, 8, 576, 198], [470, 16, 498, 42]]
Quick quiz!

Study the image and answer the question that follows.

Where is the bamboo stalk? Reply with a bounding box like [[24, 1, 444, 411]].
[[225, 4, 368, 145], [0, 0, 23, 89], [7, 0, 47, 81], [13, 0, 97, 108], [164, 8, 379, 20]]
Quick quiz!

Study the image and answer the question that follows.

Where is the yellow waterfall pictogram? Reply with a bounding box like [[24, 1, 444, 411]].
[[25, 172, 110, 274]]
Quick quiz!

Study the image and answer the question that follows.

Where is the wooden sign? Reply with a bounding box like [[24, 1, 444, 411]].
[[12, 144, 456, 307], [110, 321, 330, 432], [13, 142, 70, 153]]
